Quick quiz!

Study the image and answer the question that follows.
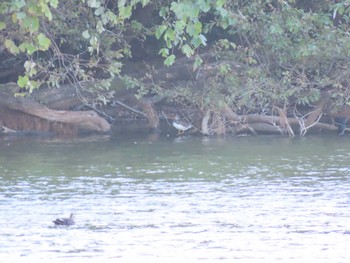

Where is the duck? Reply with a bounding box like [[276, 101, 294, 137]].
[[53, 213, 75, 226], [172, 115, 192, 135]]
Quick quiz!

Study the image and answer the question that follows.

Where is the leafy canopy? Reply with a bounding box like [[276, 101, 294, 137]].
[[1, 0, 350, 112]]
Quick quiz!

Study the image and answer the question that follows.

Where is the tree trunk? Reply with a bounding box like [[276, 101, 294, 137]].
[[0, 83, 110, 134]]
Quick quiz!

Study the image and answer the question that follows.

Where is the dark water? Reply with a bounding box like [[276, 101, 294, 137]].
[[0, 135, 349, 262]]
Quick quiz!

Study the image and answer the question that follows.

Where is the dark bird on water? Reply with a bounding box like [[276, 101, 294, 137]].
[[53, 213, 75, 226]]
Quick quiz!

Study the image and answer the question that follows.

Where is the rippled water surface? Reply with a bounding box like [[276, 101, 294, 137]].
[[0, 135, 350, 262]]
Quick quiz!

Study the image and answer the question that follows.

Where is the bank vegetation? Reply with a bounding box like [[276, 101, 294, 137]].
[[1, 0, 350, 136]]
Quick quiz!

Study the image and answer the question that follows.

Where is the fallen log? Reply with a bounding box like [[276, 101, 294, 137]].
[[0, 83, 110, 134]]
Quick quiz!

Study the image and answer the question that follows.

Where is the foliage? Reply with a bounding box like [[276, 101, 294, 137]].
[[0, 0, 149, 98], [158, 0, 350, 115]]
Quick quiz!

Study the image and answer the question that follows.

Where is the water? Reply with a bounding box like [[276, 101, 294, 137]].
[[0, 135, 349, 262]]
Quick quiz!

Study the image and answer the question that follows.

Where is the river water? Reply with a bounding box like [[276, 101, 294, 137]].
[[0, 135, 349, 262]]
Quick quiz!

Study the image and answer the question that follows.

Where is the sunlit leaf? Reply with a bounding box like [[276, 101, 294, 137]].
[[174, 20, 186, 33], [37, 33, 51, 50], [17, 75, 29, 88], [158, 48, 169, 57], [182, 44, 194, 57], [24, 60, 37, 77], [164, 28, 175, 41], [155, 25, 167, 39], [94, 7, 105, 16], [25, 43, 37, 55], [141, 0, 149, 7], [22, 16, 39, 32], [49, 0, 58, 8], [96, 20, 105, 33], [87, 0, 100, 8], [164, 54, 176, 66], [159, 6, 169, 18], [191, 34, 207, 48], [4, 39, 19, 54], [27, 2, 40, 15], [216, 0, 226, 8], [119, 5, 132, 19], [18, 42, 37, 54], [82, 30, 90, 39], [198, 34, 207, 46], [131, 20, 143, 32], [170, 2, 182, 18], [44, 8, 53, 21], [12, 0, 26, 10], [199, 0, 211, 12], [0, 22, 6, 30]]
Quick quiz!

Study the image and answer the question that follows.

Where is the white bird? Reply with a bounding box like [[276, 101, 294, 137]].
[[172, 115, 192, 135]]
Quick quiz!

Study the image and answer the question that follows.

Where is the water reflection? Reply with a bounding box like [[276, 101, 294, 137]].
[[0, 136, 350, 262]]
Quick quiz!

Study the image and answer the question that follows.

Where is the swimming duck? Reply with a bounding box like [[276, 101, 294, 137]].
[[172, 115, 192, 135], [53, 213, 75, 226]]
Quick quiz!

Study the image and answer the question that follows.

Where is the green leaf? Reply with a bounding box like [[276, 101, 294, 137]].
[[49, 0, 58, 8], [11, 12, 25, 24], [0, 21, 6, 30], [158, 48, 169, 57], [155, 25, 167, 39], [90, 36, 99, 48], [27, 2, 41, 16], [199, 0, 211, 13], [193, 56, 203, 71], [19, 42, 37, 54], [191, 34, 207, 48], [4, 39, 19, 54], [104, 10, 117, 24], [87, 0, 101, 8], [24, 60, 37, 77], [174, 20, 186, 33], [216, 0, 226, 8], [164, 54, 176, 66], [170, 2, 183, 19], [94, 7, 105, 16], [186, 21, 202, 37], [119, 5, 132, 19], [96, 20, 104, 33], [18, 43, 26, 52], [131, 20, 143, 32], [12, 0, 26, 10], [336, 5, 345, 16], [182, 44, 194, 57], [82, 30, 90, 39], [22, 16, 39, 33], [26, 43, 37, 55], [159, 7, 169, 18], [44, 8, 53, 21], [141, 0, 149, 7], [27, 80, 39, 93], [17, 75, 29, 88], [37, 33, 51, 50], [164, 28, 175, 42], [14, 92, 27, 97], [194, 21, 202, 34], [198, 34, 207, 46], [216, 7, 228, 18]]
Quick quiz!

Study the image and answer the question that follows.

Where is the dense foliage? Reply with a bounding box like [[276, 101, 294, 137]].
[[1, 0, 350, 116]]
